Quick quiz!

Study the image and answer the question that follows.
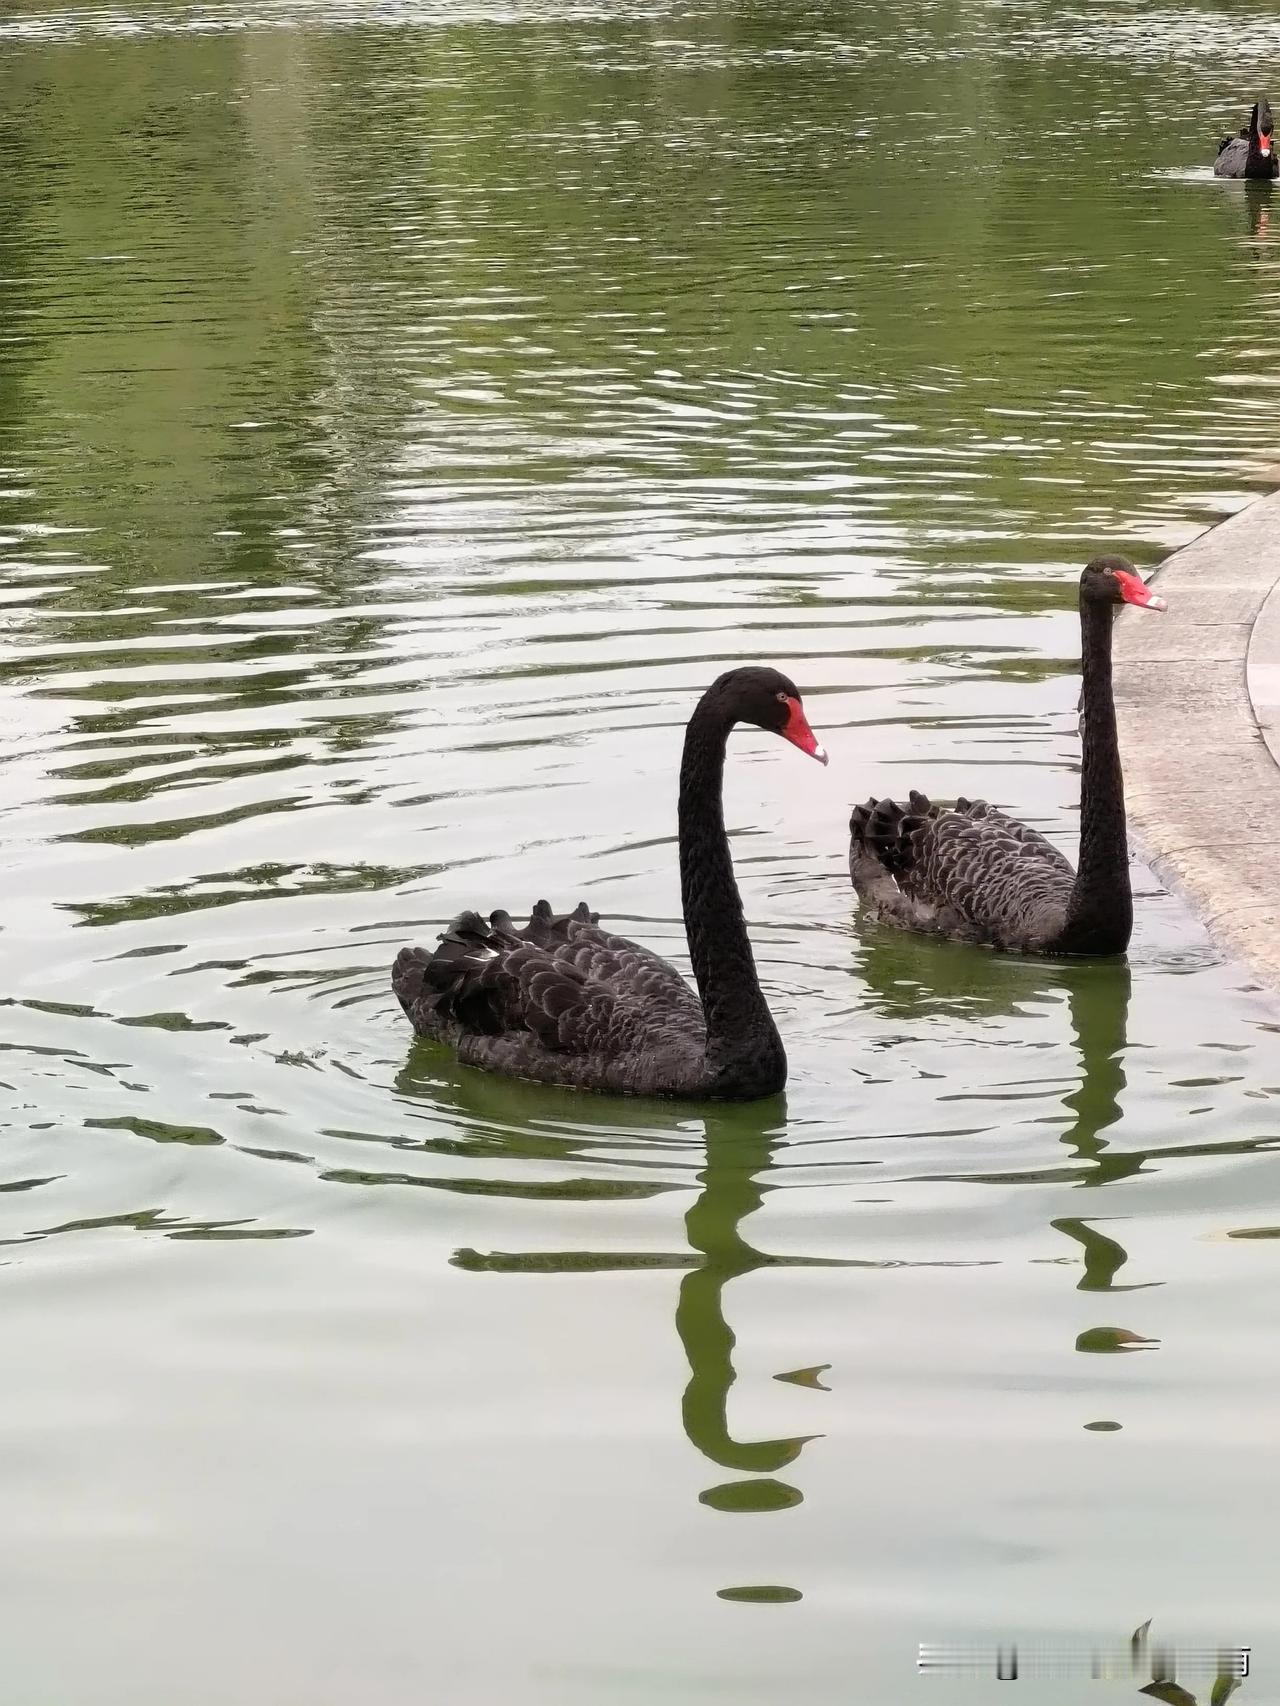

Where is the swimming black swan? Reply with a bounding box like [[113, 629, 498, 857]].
[[1214, 97, 1279, 178], [848, 557, 1165, 957], [392, 667, 827, 1100]]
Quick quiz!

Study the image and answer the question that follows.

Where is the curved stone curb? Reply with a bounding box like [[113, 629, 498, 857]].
[[1113, 488, 1280, 994]]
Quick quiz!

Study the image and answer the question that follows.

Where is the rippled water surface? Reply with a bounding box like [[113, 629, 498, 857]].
[[4, 2, 1280, 1700]]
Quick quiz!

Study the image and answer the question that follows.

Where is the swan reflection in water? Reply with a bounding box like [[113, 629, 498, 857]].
[[1244, 179, 1272, 245], [1051, 960, 1152, 1293], [397, 962, 1252, 1681], [408, 943, 1148, 1506], [391, 1046, 841, 1509], [677, 1104, 824, 1501], [432, 1096, 834, 1503], [854, 938, 1152, 1322]]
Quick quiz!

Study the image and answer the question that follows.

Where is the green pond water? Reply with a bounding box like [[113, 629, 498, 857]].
[[3, 2, 1280, 1701]]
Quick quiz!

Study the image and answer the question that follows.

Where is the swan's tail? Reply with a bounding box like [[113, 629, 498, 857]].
[[392, 909, 508, 1031], [392, 901, 600, 1032], [391, 944, 433, 1011], [849, 792, 933, 883], [518, 897, 599, 947]]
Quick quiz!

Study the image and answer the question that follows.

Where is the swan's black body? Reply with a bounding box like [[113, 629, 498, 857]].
[[393, 667, 826, 1100], [848, 557, 1165, 958], [1215, 98, 1278, 178]]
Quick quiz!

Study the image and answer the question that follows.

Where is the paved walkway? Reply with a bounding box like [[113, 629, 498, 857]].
[[1114, 487, 1280, 991]]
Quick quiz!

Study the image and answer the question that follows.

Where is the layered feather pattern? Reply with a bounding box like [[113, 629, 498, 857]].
[[393, 899, 707, 1095], [849, 790, 1075, 952]]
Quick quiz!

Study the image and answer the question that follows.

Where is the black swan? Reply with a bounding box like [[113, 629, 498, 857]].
[[848, 557, 1165, 957], [392, 666, 827, 1100], [1214, 97, 1279, 178]]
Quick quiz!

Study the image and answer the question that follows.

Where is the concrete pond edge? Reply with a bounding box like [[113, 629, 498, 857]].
[[1114, 486, 1280, 998]]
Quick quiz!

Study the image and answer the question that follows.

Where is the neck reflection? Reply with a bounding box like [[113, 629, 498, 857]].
[[1051, 963, 1163, 1364], [425, 1066, 828, 1508], [678, 1101, 820, 1488]]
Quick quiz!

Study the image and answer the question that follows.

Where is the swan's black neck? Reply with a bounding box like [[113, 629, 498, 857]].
[[679, 696, 785, 1098], [1062, 595, 1132, 954]]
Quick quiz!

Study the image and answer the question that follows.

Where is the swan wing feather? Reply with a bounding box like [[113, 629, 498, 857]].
[[393, 901, 701, 1060], [851, 793, 1074, 947], [1215, 136, 1249, 175]]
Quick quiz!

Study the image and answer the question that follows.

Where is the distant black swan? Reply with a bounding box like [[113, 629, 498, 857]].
[[1214, 98, 1279, 178], [393, 666, 828, 1100], [849, 557, 1166, 957]]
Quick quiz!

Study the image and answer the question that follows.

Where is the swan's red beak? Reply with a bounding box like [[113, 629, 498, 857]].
[[780, 696, 828, 765], [1115, 569, 1166, 612]]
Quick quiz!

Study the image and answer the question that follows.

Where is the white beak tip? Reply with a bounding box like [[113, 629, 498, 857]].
[[813, 743, 830, 766]]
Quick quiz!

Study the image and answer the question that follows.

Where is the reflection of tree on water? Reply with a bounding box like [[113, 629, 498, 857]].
[[0, 32, 417, 802], [0, 107, 38, 529]]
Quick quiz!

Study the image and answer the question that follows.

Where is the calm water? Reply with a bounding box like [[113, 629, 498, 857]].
[[4, 2, 1280, 1701]]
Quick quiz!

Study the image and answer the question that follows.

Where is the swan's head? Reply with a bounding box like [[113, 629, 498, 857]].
[[1253, 98, 1275, 149], [708, 666, 828, 765], [1081, 555, 1167, 613]]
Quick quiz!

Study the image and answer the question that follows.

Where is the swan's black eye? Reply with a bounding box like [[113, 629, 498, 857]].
[[775, 691, 788, 704]]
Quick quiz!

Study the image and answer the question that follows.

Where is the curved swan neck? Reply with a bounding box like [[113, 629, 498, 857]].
[[1064, 595, 1132, 948], [678, 696, 784, 1093]]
